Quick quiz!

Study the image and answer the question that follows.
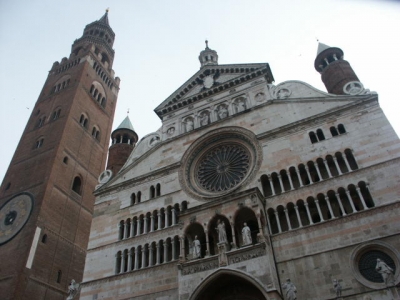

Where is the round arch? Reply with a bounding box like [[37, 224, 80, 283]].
[[190, 268, 269, 300]]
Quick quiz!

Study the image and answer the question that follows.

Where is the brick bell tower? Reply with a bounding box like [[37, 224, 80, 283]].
[[314, 43, 360, 95], [0, 11, 119, 300]]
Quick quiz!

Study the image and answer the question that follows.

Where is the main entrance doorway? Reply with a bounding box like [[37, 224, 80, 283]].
[[191, 270, 268, 300]]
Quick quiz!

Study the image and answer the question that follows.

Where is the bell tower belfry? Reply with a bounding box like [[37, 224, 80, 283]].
[[0, 11, 120, 300]]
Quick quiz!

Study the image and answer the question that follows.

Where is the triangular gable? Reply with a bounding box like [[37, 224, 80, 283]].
[[154, 63, 274, 118]]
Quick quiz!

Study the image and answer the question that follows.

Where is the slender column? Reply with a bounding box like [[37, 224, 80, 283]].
[[137, 219, 141, 235], [164, 241, 168, 263], [149, 245, 154, 267], [287, 171, 295, 190], [356, 187, 368, 209], [294, 205, 303, 227], [266, 214, 273, 233], [128, 249, 133, 271], [325, 196, 335, 218], [172, 208, 177, 225], [143, 217, 148, 234], [230, 222, 237, 248], [295, 167, 304, 187], [141, 248, 146, 268], [323, 159, 333, 177], [115, 253, 120, 274], [172, 239, 177, 260], [333, 157, 343, 175], [284, 209, 292, 230], [156, 244, 161, 265], [150, 215, 155, 232], [165, 210, 170, 228], [128, 138, 131, 144], [121, 253, 126, 273], [158, 212, 162, 230], [274, 211, 282, 233], [268, 175, 276, 195], [346, 190, 357, 212], [336, 193, 347, 216], [314, 200, 324, 221], [342, 154, 352, 172], [119, 135, 123, 143], [118, 223, 123, 240], [304, 203, 314, 225], [134, 248, 139, 270], [315, 163, 323, 181], [180, 236, 186, 262], [278, 175, 285, 192], [130, 220, 135, 237], [305, 166, 313, 184]]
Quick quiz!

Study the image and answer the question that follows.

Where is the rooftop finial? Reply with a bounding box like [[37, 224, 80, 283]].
[[127, 108, 130, 115], [106, 8, 110, 13], [205, 40, 209, 49]]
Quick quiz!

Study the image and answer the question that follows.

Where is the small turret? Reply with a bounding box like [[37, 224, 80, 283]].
[[106, 116, 138, 175], [199, 40, 218, 69], [314, 43, 360, 95]]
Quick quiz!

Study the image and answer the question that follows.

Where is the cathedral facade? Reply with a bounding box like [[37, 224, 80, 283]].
[[81, 43, 400, 300]]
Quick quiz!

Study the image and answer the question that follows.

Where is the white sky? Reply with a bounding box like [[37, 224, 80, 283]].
[[1, 0, 399, 183]]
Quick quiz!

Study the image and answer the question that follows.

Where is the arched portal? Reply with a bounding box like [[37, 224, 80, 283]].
[[190, 269, 268, 300]]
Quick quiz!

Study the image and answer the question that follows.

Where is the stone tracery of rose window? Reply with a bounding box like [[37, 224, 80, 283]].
[[196, 145, 250, 192]]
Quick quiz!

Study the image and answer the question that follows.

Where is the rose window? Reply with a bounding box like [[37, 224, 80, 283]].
[[196, 145, 250, 192]]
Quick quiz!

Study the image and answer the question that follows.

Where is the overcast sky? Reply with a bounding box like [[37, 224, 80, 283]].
[[1, 0, 399, 183]]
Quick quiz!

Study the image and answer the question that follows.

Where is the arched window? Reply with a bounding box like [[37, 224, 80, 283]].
[[79, 114, 88, 128], [42, 234, 47, 244], [330, 126, 339, 137], [309, 132, 318, 144], [90, 84, 95, 93], [92, 126, 100, 140], [338, 124, 346, 134], [56, 270, 62, 283], [72, 176, 82, 195], [150, 186, 155, 199], [52, 109, 61, 120], [38, 116, 46, 128], [5, 182, 11, 190], [316, 129, 325, 141], [63, 156, 68, 164], [137, 191, 141, 203], [156, 183, 161, 197], [35, 138, 44, 149]]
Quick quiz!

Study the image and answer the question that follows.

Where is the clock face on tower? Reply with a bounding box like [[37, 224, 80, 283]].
[[0, 193, 34, 245]]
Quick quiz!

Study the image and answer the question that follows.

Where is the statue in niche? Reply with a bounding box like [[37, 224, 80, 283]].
[[333, 279, 342, 297], [235, 99, 246, 113], [193, 235, 201, 259], [184, 118, 194, 132], [276, 88, 291, 99], [200, 111, 210, 126], [241, 222, 252, 246], [149, 135, 160, 146], [282, 278, 297, 300], [217, 105, 228, 120], [167, 127, 175, 136], [255, 92, 265, 102], [67, 279, 80, 300], [215, 219, 227, 243], [375, 258, 395, 286]]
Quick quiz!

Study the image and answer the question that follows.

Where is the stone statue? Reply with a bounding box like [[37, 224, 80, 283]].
[[236, 99, 246, 112], [375, 258, 395, 286], [241, 222, 252, 246], [200, 112, 209, 126], [167, 127, 175, 136], [333, 279, 342, 297], [216, 219, 227, 243], [193, 235, 201, 259], [282, 278, 297, 300], [67, 279, 80, 300], [217, 105, 228, 120], [185, 118, 194, 132], [149, 135, 160, 146]]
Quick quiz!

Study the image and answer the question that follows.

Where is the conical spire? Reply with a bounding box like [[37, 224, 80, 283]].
[[116, 116, 134, 131], [99, 9, 110, 26], [316, 42, 330, 56]]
